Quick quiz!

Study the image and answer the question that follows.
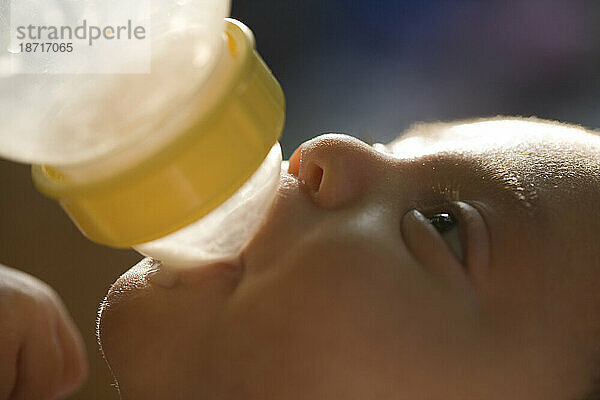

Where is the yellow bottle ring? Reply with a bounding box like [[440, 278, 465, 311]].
[[32, 19, 285, 248]]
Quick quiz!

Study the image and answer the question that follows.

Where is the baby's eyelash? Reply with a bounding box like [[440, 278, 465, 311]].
[[427, 213, 457, 233], [426, 211, 463, 262], [432, 180, 462, 203]]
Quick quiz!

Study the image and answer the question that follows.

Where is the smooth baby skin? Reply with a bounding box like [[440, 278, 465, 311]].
[[98, 118, 600, 400]]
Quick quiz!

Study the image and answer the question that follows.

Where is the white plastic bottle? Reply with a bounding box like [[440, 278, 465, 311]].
[[0, 1, 285, 268]]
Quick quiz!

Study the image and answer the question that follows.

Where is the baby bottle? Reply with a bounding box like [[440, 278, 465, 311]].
[[0, 0, 285, 268]]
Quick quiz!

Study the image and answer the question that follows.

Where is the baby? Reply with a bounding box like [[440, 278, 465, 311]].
[[97, 117, 600, 400]]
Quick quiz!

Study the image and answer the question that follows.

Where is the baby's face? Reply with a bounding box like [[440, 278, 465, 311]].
[[98, 119, 600, 400]]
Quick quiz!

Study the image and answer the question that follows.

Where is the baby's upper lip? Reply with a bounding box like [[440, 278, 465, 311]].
[[275, 163, 307, 205], [237, 163, 310, 272]]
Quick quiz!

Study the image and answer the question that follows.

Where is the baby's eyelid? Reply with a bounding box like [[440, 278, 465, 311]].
[[443, 201, 492, 292], [400, 209, 469, 288], [402, 200, 491, 288], [418, 205, 466, 258], [427, 213, 464, 262]]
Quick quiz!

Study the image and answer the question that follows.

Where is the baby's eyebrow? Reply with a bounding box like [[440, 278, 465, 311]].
[[487, 166, 538, 213], [425, 152, 540, 215], [474, 140, 600, 215]]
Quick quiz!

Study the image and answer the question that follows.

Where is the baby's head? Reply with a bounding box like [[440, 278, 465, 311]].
[[98, 117, 600, 399]]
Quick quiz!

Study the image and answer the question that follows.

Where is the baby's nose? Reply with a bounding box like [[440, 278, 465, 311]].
[[289, 133, 376, 208]]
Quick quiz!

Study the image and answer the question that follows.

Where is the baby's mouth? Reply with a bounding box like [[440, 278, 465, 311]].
[[145, 160, 298, 288], [237, 159, 315, 271], [145, 256, 244, 289]]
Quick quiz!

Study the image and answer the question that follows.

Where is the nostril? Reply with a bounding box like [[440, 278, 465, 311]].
[[305, 162, 324, 192], [291, 134, 377, 208]]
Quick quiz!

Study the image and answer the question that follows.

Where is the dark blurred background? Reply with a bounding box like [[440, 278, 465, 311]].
[[1, 1, 600, 398], [232, 0, 600, 154]]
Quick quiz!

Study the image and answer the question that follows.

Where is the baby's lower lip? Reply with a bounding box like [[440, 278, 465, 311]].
[[147, 258, 243, 289], [178, 259, 243, 285]]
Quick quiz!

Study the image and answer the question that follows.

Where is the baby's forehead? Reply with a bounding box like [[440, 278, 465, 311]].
[[387, 118, 600, 159], [386, 119, 600, 187], [386, 117, 600, 218]]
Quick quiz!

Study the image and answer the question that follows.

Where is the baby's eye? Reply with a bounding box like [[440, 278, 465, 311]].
[[427, 213, 456, 233], [427, 213, 463, 261]]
